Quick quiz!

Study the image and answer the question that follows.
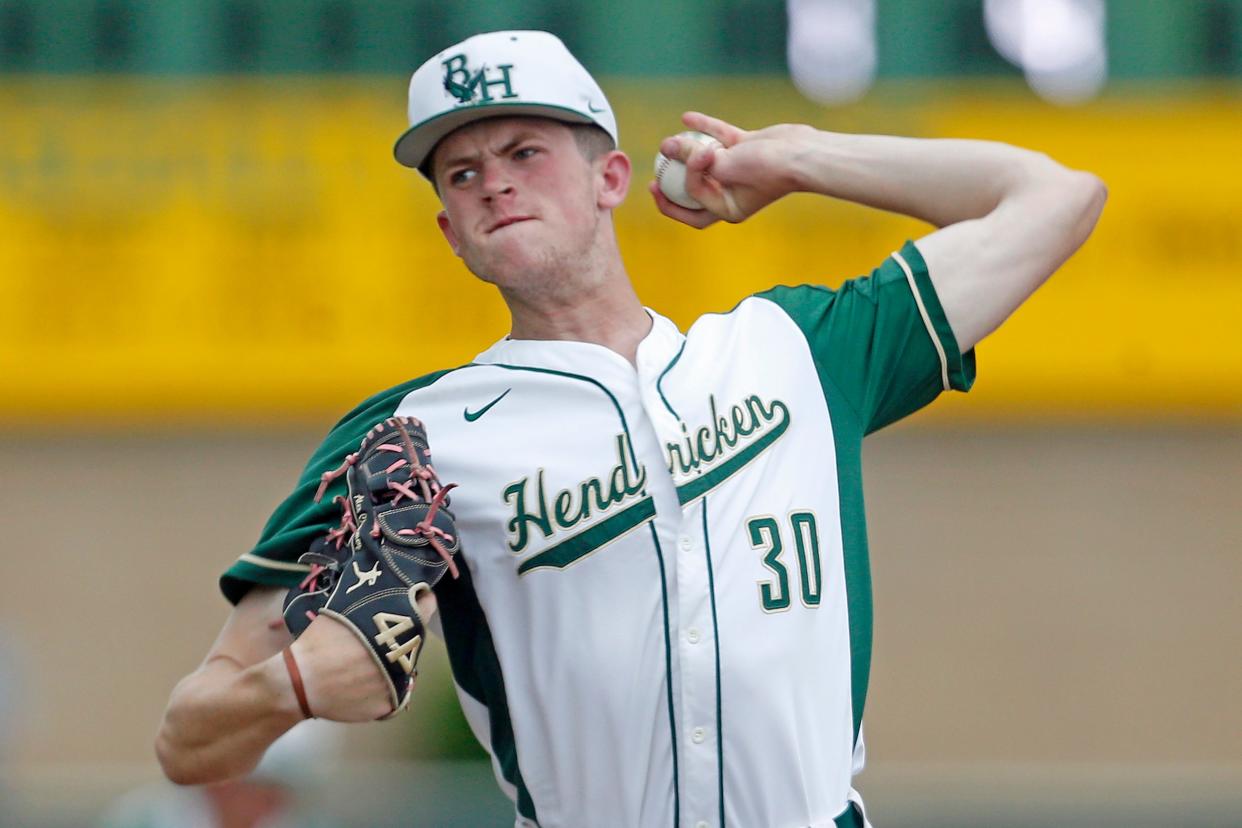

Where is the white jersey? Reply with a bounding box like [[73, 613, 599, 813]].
[[224, 242, 974, 828]]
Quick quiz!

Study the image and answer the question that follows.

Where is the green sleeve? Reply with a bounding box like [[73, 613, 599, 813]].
[[758, 241, 975, 434], [218, 369, 457, 605]]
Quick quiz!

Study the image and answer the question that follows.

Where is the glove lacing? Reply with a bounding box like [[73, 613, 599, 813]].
[[313, 419, 461, 581]]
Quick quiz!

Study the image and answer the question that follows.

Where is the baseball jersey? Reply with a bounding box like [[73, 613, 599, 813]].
[[222, 241, 974, 828]]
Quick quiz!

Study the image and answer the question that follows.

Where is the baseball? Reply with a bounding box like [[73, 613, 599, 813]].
[[654, 130, 722, 210]]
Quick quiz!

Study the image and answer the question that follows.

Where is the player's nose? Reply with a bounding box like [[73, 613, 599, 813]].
[[479, 159, 515, 200]]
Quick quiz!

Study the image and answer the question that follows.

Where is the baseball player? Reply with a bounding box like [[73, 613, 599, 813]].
[[156, 30, 1105, 828]]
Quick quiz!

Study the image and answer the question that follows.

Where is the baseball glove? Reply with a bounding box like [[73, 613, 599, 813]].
[[282, 416, 460, 716]]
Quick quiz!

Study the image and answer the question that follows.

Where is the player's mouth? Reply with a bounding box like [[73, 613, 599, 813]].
[[487, 216, 535, 234]]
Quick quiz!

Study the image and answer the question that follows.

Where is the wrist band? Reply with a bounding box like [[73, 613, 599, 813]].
[[282, 646, 314, 720]]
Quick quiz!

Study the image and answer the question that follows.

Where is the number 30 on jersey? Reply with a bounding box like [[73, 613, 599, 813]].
[[747, 512, 823, 612]]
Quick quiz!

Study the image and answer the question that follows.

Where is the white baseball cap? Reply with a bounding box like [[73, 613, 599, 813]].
[[393, 30, 619, 176]]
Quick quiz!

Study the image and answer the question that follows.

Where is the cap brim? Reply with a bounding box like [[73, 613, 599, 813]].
[[393, 102, 597, 175]]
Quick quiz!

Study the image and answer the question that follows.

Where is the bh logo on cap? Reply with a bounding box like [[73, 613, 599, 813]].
[[441, 54, 520, 105]]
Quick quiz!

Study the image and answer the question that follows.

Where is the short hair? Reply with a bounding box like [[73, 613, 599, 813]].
[[569, 123, 616, 161], [426, 119, 617, 192]]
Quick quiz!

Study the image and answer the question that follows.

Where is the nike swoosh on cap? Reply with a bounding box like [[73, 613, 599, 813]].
[[464, 388, 512, 422]]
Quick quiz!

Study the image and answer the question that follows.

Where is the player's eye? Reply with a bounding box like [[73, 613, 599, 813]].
[[448, 168, 476, 186], [513, 146, 538, 161]]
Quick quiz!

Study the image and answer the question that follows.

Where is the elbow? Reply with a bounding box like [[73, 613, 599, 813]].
[[155, 725, 242, 787], [154, 682, 206, 785], [1070, 169, 1107, 234], [154, 699, 238, 787], [1049, 168, 1107, 250], [1014, 155, 1107, 246], [154, 727, 200, 786], [1075, 170, 1108, 224]]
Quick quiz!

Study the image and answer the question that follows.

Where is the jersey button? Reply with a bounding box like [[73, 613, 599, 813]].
[[679, 537, 692, 551], [695, 822, 710, 828], [687, 628, 701, 644], [691, 727, 706, 744]]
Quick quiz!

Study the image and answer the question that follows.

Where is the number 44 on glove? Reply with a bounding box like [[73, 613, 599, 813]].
[[282, 416, 461, 717]]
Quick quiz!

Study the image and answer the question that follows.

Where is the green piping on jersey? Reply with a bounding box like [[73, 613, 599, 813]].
[[517, 495, 656, 574], [655, 339, 688, 420], [487, 363, 643, 470], [648, 521, 680, 828], [701, 498, 726, 828]]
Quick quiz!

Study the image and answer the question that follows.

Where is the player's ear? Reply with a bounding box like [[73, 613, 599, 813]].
[[596, 150, 631, 210], [436, 210, 462, 257]]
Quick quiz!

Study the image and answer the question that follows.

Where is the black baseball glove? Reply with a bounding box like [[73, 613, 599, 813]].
[[282, 416, 460, 716]]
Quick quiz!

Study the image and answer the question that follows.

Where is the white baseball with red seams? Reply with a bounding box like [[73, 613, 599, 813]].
[[654, 130, 724, 210]]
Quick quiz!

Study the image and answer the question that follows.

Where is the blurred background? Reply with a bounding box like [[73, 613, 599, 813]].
[[1, 0, 1240, 825]]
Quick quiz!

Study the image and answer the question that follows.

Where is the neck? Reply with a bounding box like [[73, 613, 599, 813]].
[[504, 276, 650, 365], [500, 238, 651, 365]]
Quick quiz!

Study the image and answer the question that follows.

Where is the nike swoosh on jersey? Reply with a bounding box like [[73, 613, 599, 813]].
[[463, 388, 512, 422]]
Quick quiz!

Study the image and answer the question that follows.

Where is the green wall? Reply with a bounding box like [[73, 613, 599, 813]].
[[0, 0, 1239, 77]]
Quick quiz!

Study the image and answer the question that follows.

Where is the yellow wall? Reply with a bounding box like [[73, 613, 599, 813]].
[[1, 78, 1239, 424]]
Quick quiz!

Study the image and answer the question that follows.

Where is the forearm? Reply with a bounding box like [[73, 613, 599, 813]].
[[155, 654, 301, 785], [766, 123, 1103, 350], [786, 129, 1075, 228], [658, 113, 1105, 352]]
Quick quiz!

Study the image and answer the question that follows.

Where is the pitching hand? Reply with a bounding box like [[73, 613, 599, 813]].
[[649, 112, 813, 229]]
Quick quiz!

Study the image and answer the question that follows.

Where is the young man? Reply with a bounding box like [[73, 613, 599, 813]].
[[157, 30, 1105, 828]]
